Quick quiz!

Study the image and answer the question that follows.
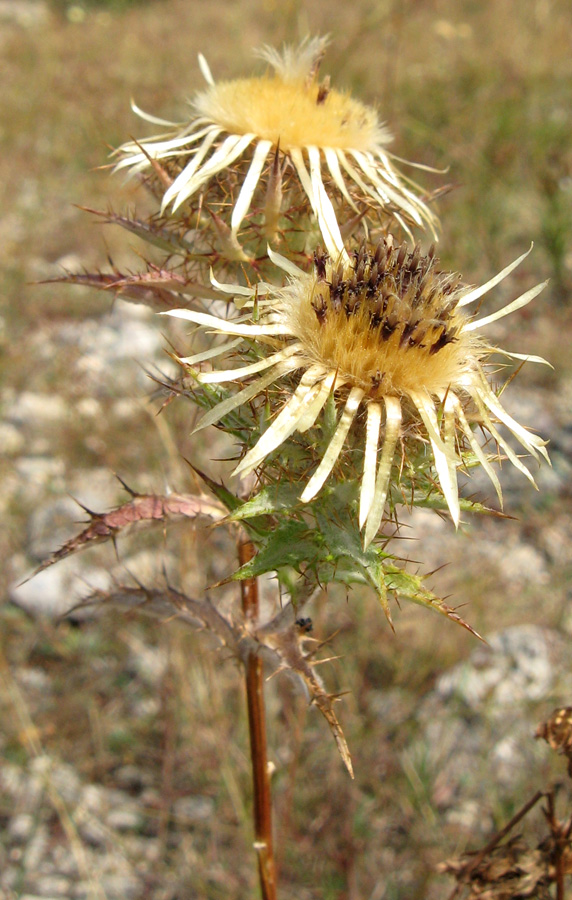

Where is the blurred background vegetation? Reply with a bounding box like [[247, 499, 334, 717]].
[[1, 1, 571, 898]]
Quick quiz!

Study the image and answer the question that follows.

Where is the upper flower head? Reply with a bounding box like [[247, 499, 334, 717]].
[[165, 235, 548, 547], [114, 37, 438, 242]]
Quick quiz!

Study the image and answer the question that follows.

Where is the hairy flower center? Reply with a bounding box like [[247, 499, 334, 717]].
[[294, 241, 472, 398], [194, 77, 384, 152]]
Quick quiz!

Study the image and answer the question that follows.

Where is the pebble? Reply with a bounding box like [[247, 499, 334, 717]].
[[14, 666, 52, 695], [8, 813, 35, 843], [74, 397, 103, 419], [114, 765, 148, 793], [0, 0, 49, 27], [48, 763, 81, 807], [30, 876, 72, 896], [14, 457, 66, 494], [445, 800, 493, 834], [408, 625, 572, 815], [97, 875, 141, 900], [78, 784, 106, 815], [124, 635, 167, 688], [76, 819, 108, 849], [22, 824, 49, 873], [172, 795, 214, 823], [436, 625, 569, 708], [62, 302, 162, 367], [105, 809, 144, 833], [10, 556, 112, 619], [27, 496, 82, 560], [0, 754, 155, 900], [0, 421, 26, 456], [20, 897, 66, 900], [6, 392, 69, 427]]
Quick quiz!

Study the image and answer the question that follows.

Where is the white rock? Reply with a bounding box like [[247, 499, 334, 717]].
[[0, 421, 25, 455], [27, 496, 82, 560], [14, 667, 52, 695], [77, 784, 106, 815], [114, 765, 147, 792], [74, 398, 102, 419], [172, 795, 214, 823], [10, 556, 112, 619], [22, 823, 49, 873], [105, 809, 144, 832], [15, 457, 66, 496], [76, 819, 108, 848], [0, 1, 49, 27], [97, 875, 140, 900], [7, 392, 68, 426], [31, 876, 72, 897], [8, 812, 35, 843], [48, 764, 81, 807], [437, 626, 563, 707]]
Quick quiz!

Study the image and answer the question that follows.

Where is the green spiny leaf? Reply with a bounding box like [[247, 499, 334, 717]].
[[384, 564, 483, 639], [79, 206, 200, 255], [231, 520, 315, 579], [229, 483, 303, 520]]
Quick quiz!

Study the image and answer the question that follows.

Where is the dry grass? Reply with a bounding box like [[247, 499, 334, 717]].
[[1, 0, 572, 897]]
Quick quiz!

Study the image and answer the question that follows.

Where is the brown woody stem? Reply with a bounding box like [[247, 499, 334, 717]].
[[238, 532, 277, 900]]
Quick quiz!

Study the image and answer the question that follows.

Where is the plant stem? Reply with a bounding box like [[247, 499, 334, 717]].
[[238, 532, 277, 900]]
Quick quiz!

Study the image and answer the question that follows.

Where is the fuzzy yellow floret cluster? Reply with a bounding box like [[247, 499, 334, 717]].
[[194, 77, 386, 152], [289, 241, 478, 399]]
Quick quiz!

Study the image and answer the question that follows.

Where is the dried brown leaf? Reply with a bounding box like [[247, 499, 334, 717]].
[[40, 267, 220, 310], [42, 270, 183, 309], [441, 837, 553, 899], [262, 622, 353, 778], [77, 585, 239, 651], [73, 576, 351, 776], [536, 706, 572, 775]]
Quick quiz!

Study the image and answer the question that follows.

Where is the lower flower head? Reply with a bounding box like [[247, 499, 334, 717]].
[[166, 240, 548, 547]]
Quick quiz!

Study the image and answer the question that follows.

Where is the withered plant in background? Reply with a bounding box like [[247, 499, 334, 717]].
[[42, 37, 551, 899], [441, 707, 572, 900]]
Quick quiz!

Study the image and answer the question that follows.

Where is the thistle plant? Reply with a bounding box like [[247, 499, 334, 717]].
[[44, 36, 550, 899]]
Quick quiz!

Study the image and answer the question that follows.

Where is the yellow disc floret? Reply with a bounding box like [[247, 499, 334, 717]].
[[194, 77, 385, 153], [290, 241, 473, 398]]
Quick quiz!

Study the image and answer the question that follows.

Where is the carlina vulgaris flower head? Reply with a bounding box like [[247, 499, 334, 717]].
[[164, 197, 549, 549], [114, 36, 439, 245]]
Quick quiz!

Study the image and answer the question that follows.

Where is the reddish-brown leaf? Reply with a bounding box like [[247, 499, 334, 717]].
[[30, 492, 226, 578]]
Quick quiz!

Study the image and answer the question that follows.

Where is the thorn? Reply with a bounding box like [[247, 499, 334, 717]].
[[265, 664, 288, 682], [113, 473, 141, 497], [329, 690, 352, 701], [209, 210, 252, 262], [308, 655, 343, 666], [129, 136, 173, 190], [68, 495, 101, 518], [264, 142, 283, 241]]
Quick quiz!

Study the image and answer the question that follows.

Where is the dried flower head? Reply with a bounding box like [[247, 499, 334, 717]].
[[115, 36, 438, 241], [166, 223, 548, 548]]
